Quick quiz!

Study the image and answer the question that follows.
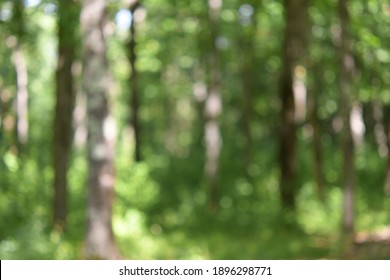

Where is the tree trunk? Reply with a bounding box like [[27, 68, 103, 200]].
[[338, 0, 356, 243], [383, 104, 390, 195], [205, 0, 223, 213], [127, 0, 141, 162], [279, 0, 308, 212], [81, 0, 120, 259], [53, 0, 79, 229], [371, 101, 387, 158], [238, 1, 258, 177], [13, 45, 28, 148], [11, 0, 28, 149]]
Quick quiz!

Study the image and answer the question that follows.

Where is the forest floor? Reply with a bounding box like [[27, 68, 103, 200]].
[[351, 228, 390, 259], [116, 224, 390, 260]]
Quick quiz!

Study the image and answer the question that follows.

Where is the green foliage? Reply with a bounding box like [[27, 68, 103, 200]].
[[1, 0, 390, 260], [116, 162, 159, 211]]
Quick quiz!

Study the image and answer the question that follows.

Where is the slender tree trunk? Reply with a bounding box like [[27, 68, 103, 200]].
[[371, 101, 387, 158], [205, 0, 223, 213], [279, 67, 297, 211], [13, 45, 28, 147], [11, 0, 28, 149], [53, 0, 79, 229], [279, 0, 308, 212], [338, 0, 356, 243], [383, 104, 390, 195], [127, 0, 141, 162], [81, 0, 120, 259], [238, 1, 258, 176]]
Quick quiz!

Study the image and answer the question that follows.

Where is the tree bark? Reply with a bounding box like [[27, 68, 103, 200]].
[[205, 0, 223, 213], [279, 0, 308, 212], [53, 0, 79, 229], [81, 0, 120, 259], [11, 0, 28, 149], [338, 0, 356, 242], [382, 104, 390, 195], [238, 1, 258, 177], [127, 0, 141, 162], [13, 45, 28, 147]]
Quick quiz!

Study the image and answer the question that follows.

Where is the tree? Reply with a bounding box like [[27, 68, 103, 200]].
[[10, 0, 28, 149], [81, 0, 120, 259], [53, 0, 79, 229], [383, 104, 390, 195], [238, 1, 258, 177], [279, 0, 308, 212], [204, 0, 223, 212], [127, 0, 141, 162], [338, 0, 356, 244]]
